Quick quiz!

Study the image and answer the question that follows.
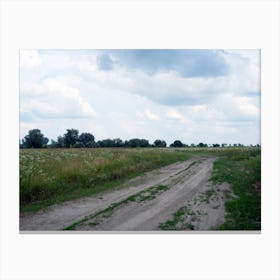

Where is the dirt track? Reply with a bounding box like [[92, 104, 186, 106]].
[[20, 157, 232, 231]]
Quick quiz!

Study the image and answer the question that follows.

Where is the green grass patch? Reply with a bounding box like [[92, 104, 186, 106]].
[[159, 206, 195, 230], [175, 160, 197, 175], [199, 189, 215, 203], [210, 148, 261, 230]]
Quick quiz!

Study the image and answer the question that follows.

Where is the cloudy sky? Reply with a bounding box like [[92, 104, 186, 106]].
[[20, 49, 260, 145]]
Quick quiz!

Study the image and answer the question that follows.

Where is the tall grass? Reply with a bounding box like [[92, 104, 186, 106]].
[[20, 148, 188, 212]]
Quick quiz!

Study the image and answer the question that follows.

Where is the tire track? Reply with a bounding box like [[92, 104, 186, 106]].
[[74, 157, 217, 231]]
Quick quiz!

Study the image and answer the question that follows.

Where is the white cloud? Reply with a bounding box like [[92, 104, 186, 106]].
[[166, 109, 185, 121], [45, 79, 96, 116], [189, 104, 225, 121], [215, 93, 259, 119], [144, 109, 160, 121], [131, 71, 215, 105], [21, 79, 96, 119], [222, 50, 260, 94], [234, 96, 259, 116]]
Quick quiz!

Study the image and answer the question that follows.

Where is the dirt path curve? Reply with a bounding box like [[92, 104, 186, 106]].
[[20, 157, 226, 231]]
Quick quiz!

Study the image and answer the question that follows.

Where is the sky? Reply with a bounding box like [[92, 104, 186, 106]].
[[20, 49, 260, 146]]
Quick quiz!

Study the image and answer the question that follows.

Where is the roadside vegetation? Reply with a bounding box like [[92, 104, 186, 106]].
[[210, 148, 261, 230], [20, 148, 188, 212], [159, 206, 196, 230]]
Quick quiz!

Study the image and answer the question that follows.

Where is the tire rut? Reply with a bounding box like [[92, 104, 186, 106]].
[[71, 157, 218, 231]]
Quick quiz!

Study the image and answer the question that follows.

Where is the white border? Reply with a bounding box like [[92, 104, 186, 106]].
[[1, 1, 279, 280]]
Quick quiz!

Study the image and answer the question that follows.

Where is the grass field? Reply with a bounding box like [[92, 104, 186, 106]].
[[20, 147, 261, 230], [20, 148, 189, 212]]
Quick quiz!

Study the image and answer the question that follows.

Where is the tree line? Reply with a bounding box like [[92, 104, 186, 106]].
[[20, 129, 167, 149], [20, 128, 260, 149]]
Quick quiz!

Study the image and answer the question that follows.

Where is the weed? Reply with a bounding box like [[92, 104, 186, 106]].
[[159, 206, 195, 230], [88, 222, 99, 226], [175, 160, 197, 175], [199, 189, 215, 203]]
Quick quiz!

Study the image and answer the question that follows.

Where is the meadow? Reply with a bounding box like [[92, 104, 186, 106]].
[[20, 148, 189, 212], [20, 147, 261, 230]]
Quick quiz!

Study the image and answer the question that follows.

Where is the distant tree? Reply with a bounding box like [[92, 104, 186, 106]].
[[73, 142, 85, 148], [213, 144, 220, 148], [49, 139, 58, 148], [79, 132, 95, 148], [57, 136, 65, 148], [95, 141, 101, 148], [127, 139, 139, 148], [170, 140, 184, 147], [47, 136, 65, 148], [99, 139, 114, 147], [21, 129, 49, 148], [154, 139, 167, 148], [221, 143, 228, 147], [139, 139, 149, 147], [112, 138, 123, 147], [197, 142, 208, 148], [125, 138, 150, 148], [123, 140, 129, 147], [64, 129, 79, 148]]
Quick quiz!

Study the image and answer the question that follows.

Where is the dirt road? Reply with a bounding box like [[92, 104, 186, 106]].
[[20, 157, 232, 231]]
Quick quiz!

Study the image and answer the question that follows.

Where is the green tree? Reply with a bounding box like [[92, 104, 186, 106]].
[[126, 138, 150, 148], [49, 139, 58, 148], [78, 132, 95, 148], [112, 138, 123, 147], [22, 129, 49, 148], [170, 140, 184, 147], [154, 139, 167, 147], [57, 136, 65, 148], [63, 129, 79, 148], [197, 142, 208, 148], [73, 142, 85, 148], [99, 139, 114, 147], [128, 138, 139, 148], [139, 139, 149, 147]]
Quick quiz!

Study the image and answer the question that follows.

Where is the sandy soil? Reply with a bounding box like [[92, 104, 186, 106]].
[[20, 157, 232, 231]]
